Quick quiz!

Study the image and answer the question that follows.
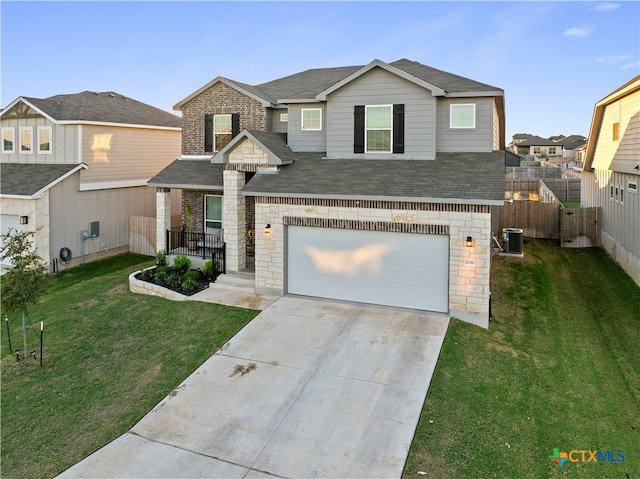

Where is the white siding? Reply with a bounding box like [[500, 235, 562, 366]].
[[325, 68, 436, 160], [1, 117, 79, 164], [436, 97, 495, 152]]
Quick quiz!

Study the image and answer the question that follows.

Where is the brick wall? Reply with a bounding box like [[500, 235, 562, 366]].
[[180, 82, 268, 156], [182, 190, 223, 232]]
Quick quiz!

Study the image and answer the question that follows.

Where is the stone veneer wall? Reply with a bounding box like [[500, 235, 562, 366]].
[[254, 199, 493, 328], [180, 83, 268, 156]]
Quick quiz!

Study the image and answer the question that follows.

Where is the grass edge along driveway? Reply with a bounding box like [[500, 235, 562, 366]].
[[1, 253, 259, 479], [404, 239, 640, 479]]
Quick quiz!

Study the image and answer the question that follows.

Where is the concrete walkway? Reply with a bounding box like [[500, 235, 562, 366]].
[[58, 295, 448, 479]]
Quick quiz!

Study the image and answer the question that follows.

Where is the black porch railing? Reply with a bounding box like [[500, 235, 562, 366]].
[[166, 227, 226, 273]]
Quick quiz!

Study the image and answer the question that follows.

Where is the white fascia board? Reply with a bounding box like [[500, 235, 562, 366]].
[[79, 178, 150, 191], [242, 191, 504, 205], [22, 163, 88, 199], [180, 155, 214, 161], [277, 98, 322, 104], [57, 120, 181, 131], [446, 91, 504, 98], [0, 97, 58, 123], [0, 194, 36, 200], [148, 183, 224, 190], [315, 59, 446, 100]]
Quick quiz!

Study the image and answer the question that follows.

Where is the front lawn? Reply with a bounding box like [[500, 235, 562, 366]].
[[1, 253, 259, 479], [404, 239, 640, 478]]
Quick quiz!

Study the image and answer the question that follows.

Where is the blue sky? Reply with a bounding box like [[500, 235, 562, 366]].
[[1, 1, 638, 140]]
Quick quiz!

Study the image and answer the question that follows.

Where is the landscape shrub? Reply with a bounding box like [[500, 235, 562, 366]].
[[172, 255, 191, 274], [139, 268, 155, 282], [182, 276, 197, 293], [154, 266, 171, 286], [156, 249, 167, 267], [183, 270, 201, 284], [202, 259, 214, 280], [166, 272, 182, 289], [214, 259, 222, 273]]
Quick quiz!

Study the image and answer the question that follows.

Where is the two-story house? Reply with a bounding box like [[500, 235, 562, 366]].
[[149, 59, 506, 328], [1, 91, 181, 270], [581, 75, 640, 287]]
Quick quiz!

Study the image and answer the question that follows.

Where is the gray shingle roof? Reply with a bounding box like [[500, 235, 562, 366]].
[[516, 135, 559, 147], [0, 163, 84, 196], [147, 159, 224, 189], [558, 135, 586, 149], [244, 152, 505, 204], [21, 91, 182, 128]]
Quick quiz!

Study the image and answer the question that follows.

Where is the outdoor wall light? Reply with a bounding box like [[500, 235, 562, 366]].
[[465, 236, 474, 247], [19, 216, 28, 225], [265, 224, 272, 234]]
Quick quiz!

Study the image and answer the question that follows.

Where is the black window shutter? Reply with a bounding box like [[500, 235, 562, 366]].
[[231, 113, 240, 138], [204, 114, 213, 152], [393, 104, 405, 154], [354, 105, 365, 154]]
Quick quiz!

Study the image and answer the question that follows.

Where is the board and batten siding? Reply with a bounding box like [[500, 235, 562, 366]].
[[492, 99, 501, 150], [0, 117, 79, 164], [286, 104, 327, 152], [80, 124, 180, 187], [268, 108, 289, 134], [436, 97, 495, 152], [324, 67, 436, 160], [48, 175, 157, 269]]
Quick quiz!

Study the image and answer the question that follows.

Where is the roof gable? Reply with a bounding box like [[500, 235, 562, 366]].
[[173, 77, 274, 110], [1, 92, 182, 128]]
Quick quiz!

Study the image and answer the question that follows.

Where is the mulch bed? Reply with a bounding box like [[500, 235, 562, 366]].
[[135, 268, 211, 297]]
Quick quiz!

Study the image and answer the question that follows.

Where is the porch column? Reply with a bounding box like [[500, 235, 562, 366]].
[[156, 187, 171, 255], [223, 170, 246, 272]]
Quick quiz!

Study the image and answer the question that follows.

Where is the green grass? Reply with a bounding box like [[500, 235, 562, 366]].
[[404, 239, 640, 478], [1, 253, 259, 479], [562, 200, 581, 208]]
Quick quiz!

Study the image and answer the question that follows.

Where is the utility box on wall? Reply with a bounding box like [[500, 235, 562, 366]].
[[90, 221, 100, 238]]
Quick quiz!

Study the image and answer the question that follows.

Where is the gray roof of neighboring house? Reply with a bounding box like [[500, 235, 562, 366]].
[[0, 163, 85, 197], [558, 135, 586, 149], [243, 152, 505, 204], [147, 159, 225, 190], [180, 58, 503, 107], [516, 135, 559, 147], [16, 91, 182, 128], [505, 151, 522, 167]]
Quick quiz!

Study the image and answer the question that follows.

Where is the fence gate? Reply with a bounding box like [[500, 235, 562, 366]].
[[129, 216, 157, 256], [560, 207, 602, 248]]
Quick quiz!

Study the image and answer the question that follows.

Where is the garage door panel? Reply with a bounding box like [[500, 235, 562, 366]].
[[287, 226, 449, 312]]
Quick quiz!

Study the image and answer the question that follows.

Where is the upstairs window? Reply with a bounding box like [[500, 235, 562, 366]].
[[613, 122, 620, 141], [280, 113, 288, 122], [38, 126, 52, 154], [365, 105, 392, 153], [301, 108, 322, 130], [2, 127, 15, 153], [354, 104, 404, 154], [204, 113, 239, 152], [450, 103, 476, 129], [20, 127, 33, 153]]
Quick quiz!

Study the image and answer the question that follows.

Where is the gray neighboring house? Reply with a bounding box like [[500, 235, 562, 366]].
[[513, 135, 562, 157], [581, 75, 640, 287], [1, 91, 181, 270], [149, 58, 506, 328]]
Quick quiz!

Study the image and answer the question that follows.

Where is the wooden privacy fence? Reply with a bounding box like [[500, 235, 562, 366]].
[[497, 203, 602, 247], [129, 216, 157, 256], [129, 215, 182, 257]]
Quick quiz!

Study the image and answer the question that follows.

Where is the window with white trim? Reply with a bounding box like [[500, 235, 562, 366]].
[[204, 195, 223, 232], [533, 146, 542, 155], [301, 108, 322, 130], [280, 113, 288, 122], [615, 185, 619, 203], [2, 127, 15, 153], [549, 146, 557, 155], [619, 186, 624, 205], [38, 126, 52, 154], [20, 127, 33, 153], [628, 181, 638, 194], [610, 185, 614, 201], [365, 105, 392, 153], [214, 114, 232, 151], [450, 103, 476, 129]]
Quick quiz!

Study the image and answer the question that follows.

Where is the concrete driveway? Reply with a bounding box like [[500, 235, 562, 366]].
[[58, 296, 449, 479]]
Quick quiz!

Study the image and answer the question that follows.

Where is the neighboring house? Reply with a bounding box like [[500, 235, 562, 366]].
[[149, 58, 506, 328], [513, 135, 562, 157], [558, 134, 587, 158], [1, 91, 181, 270], [582, 75, 640, 287], [508, 133, 534, 153]]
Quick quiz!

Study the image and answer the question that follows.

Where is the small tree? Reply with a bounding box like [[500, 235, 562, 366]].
[[0, 228, 49, 360]]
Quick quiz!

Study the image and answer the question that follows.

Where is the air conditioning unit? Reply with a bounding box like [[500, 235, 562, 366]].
[[502, 228, 523, 254]]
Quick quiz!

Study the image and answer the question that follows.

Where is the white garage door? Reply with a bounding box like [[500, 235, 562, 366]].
[[1, 215, 20, 267], [287, 226, 449, 312]]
